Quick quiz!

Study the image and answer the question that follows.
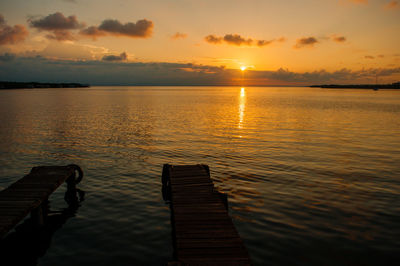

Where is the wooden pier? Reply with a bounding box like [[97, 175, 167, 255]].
[[162, 164, 251, 265], [0, 165, 83, 238]]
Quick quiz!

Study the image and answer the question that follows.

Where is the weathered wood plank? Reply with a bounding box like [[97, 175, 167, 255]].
[[175, 231, 242, 239], [164, 164, 251, 265], [177, 247, 249, 257], [0, 165, 82, 238]]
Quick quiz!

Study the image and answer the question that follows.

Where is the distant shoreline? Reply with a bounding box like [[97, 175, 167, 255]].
[[310, 82, 400, 89], [0, 81, 90, 89]]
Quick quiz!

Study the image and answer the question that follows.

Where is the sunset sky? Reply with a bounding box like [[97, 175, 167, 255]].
[[0, 0, 399, 85]]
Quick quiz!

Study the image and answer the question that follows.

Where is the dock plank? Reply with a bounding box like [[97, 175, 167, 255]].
[[163, 164, 251, 265], [0, 165, 81, 238]]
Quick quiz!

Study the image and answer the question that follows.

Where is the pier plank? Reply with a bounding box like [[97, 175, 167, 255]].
[[163, 164, 251, 265], [0, 165, 81, 238]]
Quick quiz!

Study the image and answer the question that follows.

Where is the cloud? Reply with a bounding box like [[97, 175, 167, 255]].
[[0, 52, 16, 62], [277, 37, 287, 42], [28, 12, 85, 41], [62, 0, 77, 3], [0, 14, 29, 45], [45, 30, 75, 41], [80, 19, 153, 39], [102, 52, 128, 61], [99, 19, 153, 37], [204, 35, 223, 44], [331, 35, 346, 43], [294, 37, 318, 49], [257, 40, 273, 47], [365, 55, 374, 59], [384, 1, 399, 10], [258, 38, 286, 47], [79, 26, 107, 40], [223, 34, 253, 46], [29, 12, 84, 31], [205, 34, 284, 47], [171, 32, 187, 40], [378, 54, 385, 58]]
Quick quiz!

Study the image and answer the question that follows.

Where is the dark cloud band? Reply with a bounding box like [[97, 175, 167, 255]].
[[2, 55, 399, 85]]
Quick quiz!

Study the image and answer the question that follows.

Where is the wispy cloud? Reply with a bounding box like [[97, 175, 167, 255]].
[[102, 52, 128, 62], [0, 14, 29, 45], [294, 37, 318, 49], [171, 32, 187, 40], [331, 35, 347, 43], [80, 19, 153, 39], [277, 37, 287, 43], [28, 12, 84, 41], [205, 34, 284, 47], [256, 40, 273, 47], [384, 1, 399, 10], [365, 55, 375, 59]]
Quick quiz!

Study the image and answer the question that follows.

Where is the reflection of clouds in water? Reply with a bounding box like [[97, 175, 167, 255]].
[[238, 87, 246, 129]]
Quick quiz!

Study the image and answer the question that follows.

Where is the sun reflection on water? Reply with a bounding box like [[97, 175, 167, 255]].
[[238, 87, 246, 129]]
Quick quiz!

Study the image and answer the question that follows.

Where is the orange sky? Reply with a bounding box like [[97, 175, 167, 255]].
[[0, 0, 399, 85]]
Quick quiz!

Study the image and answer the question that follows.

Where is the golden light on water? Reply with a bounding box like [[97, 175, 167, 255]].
[[240, 87, 245, 97], [238, 87, 246, 129]]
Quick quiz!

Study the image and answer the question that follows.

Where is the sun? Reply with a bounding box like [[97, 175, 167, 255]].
[[240, 66, 247, 71]]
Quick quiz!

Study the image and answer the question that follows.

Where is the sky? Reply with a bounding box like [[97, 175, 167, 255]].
[[0, 0, 399, 85]]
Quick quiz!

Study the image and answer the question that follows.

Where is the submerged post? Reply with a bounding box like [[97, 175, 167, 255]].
[[31, 201, 47, 227]]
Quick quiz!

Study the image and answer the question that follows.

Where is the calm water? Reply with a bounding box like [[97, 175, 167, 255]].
[[0, 86, 400, 265]]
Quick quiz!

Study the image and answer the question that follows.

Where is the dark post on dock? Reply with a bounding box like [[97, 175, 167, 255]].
[[0, 164, 83, 238], [162, 164, 251, 265]]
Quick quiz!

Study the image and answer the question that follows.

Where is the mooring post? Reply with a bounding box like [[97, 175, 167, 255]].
[[162, 164, 171, 202], [162, 164, 170, 186]]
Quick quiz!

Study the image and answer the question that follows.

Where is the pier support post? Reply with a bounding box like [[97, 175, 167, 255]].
[[31, 199, 48, 227]]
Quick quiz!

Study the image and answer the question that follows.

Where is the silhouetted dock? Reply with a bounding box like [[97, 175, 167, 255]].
[[0, 165, 83, 238], [162, 164, 251, 265]]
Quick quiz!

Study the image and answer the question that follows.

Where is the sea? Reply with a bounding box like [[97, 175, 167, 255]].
[[0, 86, 399, 265]]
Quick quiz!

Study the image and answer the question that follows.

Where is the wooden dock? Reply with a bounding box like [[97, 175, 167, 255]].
[[0, 165, 83, 238], [162, 164, 251, 265]]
